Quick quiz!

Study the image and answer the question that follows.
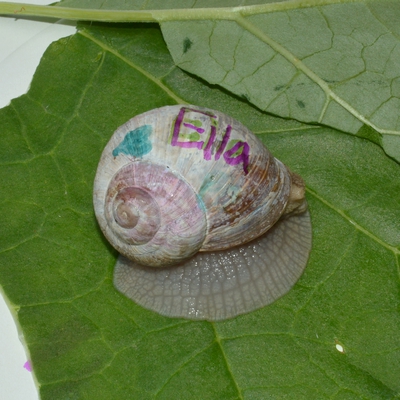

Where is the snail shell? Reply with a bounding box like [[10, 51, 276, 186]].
[[93, 105, 312, 321]]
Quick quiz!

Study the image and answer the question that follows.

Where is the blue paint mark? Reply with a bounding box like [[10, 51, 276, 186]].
[[113, 125, 152, 158]]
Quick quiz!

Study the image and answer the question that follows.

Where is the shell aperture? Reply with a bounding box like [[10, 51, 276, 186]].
[[93, 105, 312, 320]]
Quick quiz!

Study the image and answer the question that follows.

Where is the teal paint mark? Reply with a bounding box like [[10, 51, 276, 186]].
[[199, 175, 216, 197], [113, 125, 152, 158]]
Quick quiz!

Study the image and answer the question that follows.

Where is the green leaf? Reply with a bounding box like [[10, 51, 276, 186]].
[[1, 1, 400, 160], [0, 22, 399, 399], [159, 0, 400, 162]]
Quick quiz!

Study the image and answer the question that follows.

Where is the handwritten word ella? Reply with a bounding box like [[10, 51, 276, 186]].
[[171, 107, 250, 175]]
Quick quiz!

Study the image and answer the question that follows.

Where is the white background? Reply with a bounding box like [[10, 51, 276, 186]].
[[0, 1, 75, 398]]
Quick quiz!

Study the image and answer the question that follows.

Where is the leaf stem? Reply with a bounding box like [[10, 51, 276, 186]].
[[0, 2, 154, 21], [0, 1, 237, 22], [0, 0, 359, 22]]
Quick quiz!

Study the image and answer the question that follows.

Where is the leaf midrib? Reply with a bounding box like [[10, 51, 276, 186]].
[[0, 0, 364, 22]]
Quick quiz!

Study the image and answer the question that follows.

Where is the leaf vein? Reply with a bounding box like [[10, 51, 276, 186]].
[[306, 187, 399, 254], [211, 322, 244, 399], [78, 29, 186, 104]]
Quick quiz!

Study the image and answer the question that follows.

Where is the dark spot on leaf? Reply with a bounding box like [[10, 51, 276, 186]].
[[274, 85, 285, 91], [297, 100, 305, 109], [183, 37, 193, 54]]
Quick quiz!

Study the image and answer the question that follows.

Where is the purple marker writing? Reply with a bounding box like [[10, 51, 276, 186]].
[[171, 107, 250, 175], [224, 141, 250, 175]]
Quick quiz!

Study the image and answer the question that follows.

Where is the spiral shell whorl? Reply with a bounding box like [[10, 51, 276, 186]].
[[98, 161, 208, 267], [106, 183, 161, 245]]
